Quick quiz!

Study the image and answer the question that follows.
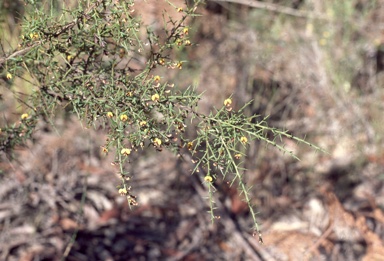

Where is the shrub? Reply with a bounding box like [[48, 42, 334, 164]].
[[0, 0, 323, 242]]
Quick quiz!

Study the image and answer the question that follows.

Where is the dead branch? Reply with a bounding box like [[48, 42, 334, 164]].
[[209, 0, 329, 20]]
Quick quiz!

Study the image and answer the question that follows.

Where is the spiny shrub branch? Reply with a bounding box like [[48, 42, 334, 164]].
[[0, 0, 324, 242]]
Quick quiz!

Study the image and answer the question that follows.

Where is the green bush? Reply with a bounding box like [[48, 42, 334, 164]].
[[0, 0, 323, 242]]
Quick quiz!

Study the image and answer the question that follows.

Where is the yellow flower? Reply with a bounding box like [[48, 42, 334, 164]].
[[177, 7, 183, 12], [121, 148, 131, 156], [21, 113, 29, 120], [153, 75, 161, 82], [101, 147, 108, 153], [319, 38, 327, 46], [120, 114, 128, 121], [118, 188, 128, 195], [240, 136, 248, 144], [184, 40, 191, 46], [204, 175, 213, 183], [224, 98, 232, 107], [6, 73, 12, 80], [158, 58, 165, 65], [151, 93, 160, 102], [29, 32, 39, 40], [67, 55, 72, 61], [183, 28, 189, 35], [187, 141, 194, 150], [127, 91, 133, 97], [139, 121, 147, 127], [176, 39, 182, 46], [106, 112, 114, 118], [153, 138, 162, 146], [176, 62, 183, 69], [234, 153, 242, 159]]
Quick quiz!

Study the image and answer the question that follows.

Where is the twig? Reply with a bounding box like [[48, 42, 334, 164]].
[[167, 220, 202, 261], [306, 223, 333, 256], [209, 0, 329, 20], [61, 174, 88, 260], [185, 153, 266, 260], [0, 42, 41, 67]]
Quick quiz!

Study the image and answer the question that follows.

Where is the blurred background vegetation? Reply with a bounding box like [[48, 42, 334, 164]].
[[1, 0, 384, 260]]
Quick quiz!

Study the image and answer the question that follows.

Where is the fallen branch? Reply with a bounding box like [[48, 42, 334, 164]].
[[209, 0, 329, 20]]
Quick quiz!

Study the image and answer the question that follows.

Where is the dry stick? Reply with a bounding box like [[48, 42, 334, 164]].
[[189, 173, 270, 261], [183, 152, 270, 260], [306, 223, 333, 256], [167, 219, 203, 261], [61, 174, 88, 260], [209, 0, 329, 20]]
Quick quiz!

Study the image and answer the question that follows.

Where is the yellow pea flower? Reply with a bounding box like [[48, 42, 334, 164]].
[[21, 113, 29, 120], [121, 148, 131, 156], [204, 175, 213, 183], [240, 136, 248, 144], [118, 188, 128, 195], [120, 114, 128, 122], [224, 98, 232, 107], [234, 154, 242, 159], [153, 75, 161, 82], [151, 93, 160, 102], [158, 58, 165, 65], [153, 138, 162, 146]]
